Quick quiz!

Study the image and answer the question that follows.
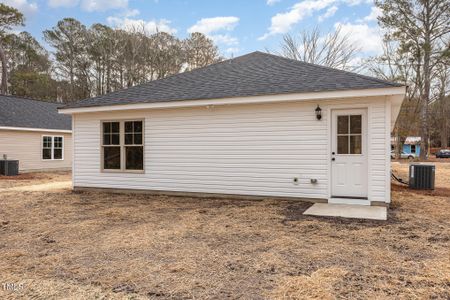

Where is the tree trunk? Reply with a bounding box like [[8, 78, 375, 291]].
[[395, 127, 402, 159], [0, 39, 8, 95], [420, 3, 431, 160], [442, 118, 449, 148]]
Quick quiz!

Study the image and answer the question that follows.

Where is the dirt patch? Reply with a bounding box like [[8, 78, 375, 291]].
[[0, 185, 449, 299], [392, 183, 450, 197], [0, 181, 72, 192], [0, 171, 71, 189]]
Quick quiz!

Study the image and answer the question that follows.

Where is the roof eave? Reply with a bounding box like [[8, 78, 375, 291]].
[[59, 86, 406, 115], [0, 126, 72, 133]]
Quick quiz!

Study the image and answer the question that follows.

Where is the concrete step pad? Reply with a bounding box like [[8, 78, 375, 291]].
[[304, 203, 387, 220]]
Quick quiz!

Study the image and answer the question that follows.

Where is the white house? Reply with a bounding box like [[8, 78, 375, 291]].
[[0, 95, 72, 172], [59, 52, 405, 206]]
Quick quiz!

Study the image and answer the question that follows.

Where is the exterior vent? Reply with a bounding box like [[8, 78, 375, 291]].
[[0, 160, 19, 176], [409, 164, 435, 190]]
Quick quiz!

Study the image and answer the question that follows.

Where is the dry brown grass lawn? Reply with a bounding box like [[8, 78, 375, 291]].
[[0, 163, 449, 299], [0, 171, 71, 189]]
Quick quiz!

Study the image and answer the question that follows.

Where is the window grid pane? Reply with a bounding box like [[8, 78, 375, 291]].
[[43, 136, 52, 160], [111, 122, 119, 133], [54, 149, 63, 159], [126, 146, 143, 170], [43, 149, 52, 160], [336, 114, 362, 155], [103, 122, 120, 145], [124, 121, 143, 146], [337, 116, 349, 134], [54, 137, 63, 149], [350, 135, 362, 154], [104, 147, 121, 169], [350, 115, 362, 134]]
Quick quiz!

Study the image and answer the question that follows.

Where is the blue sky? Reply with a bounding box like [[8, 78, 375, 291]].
[[4, 0, 383, 60]]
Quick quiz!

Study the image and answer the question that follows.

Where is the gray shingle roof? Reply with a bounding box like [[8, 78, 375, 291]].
[[0, 95, 71, 130], [62, 51, 403, 109]]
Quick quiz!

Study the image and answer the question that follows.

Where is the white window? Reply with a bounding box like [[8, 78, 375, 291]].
[[102, 120, 144, 172], [42, 136, 64, 160]]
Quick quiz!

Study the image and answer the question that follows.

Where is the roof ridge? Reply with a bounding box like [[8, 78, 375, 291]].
[[74, 52, 260, 105], [62, 51, 405, 109], [256, 51, 402, 87]]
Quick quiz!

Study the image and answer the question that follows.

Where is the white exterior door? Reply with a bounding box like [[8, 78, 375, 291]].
[[331, 109, 368, 199]]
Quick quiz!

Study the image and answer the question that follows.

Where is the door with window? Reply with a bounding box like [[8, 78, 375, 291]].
[[331, 109, 368, 199]]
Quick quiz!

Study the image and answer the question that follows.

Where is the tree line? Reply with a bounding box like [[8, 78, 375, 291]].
[[0, 1, 449, 152], [0, 3, 221, 102]]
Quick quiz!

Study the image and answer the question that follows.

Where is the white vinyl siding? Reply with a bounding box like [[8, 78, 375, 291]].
[[72, 96, 390, 202], [0, 130, 72, 171]]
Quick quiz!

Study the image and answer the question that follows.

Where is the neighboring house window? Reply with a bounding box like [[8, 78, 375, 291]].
[[102, 120, 144, 171], [410, 145, 416, 154], [42, 136, 64, 160]]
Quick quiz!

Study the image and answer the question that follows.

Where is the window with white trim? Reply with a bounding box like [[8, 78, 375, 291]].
[[102, 120, 144, 171], [42, 136, 64, 160]]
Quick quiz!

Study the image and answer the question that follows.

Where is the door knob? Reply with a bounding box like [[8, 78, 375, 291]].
[[331, 158, 335, 161], [332, 152, 335, 155]]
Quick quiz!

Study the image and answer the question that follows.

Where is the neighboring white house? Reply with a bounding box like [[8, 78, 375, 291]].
[[0, 95, 72, 171], [59, 52, 405, 206]]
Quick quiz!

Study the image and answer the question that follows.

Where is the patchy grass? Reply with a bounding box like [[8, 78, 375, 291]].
[[0, 165, 449, 299]]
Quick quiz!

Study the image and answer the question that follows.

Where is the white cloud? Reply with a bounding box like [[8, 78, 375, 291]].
[[318, 5, 338, 22], [81, 0, 128, 12], [267, 0, 281, 5], [335, 22, 383, 53], [359, 6, 382, 22], [188, 16, 240, 46], [122, 8, 140, 17], [188, 16, 239, 35], [343, 0, 372, 6], [48, 0, 127, 11], [107, 16, 177, 34], [47, 0, 78, 8], [210, 34, 238, 45], [225, 47, 240, 54], [259, 0, 336, 40], [4, 0, 38, 15]]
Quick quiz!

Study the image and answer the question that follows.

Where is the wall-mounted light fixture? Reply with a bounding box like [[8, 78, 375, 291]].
[[315, 105, 322, 120]]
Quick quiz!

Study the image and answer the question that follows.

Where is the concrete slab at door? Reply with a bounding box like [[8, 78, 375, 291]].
[[304, 203, 387, 220]]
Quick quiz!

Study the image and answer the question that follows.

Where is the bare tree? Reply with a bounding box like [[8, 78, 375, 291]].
[[184, 32, 221, 71], [278, 26, 360, 70], [432, 62, 450, 147], [364, 38, 420, 157], [376, 0, 450, 159]]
